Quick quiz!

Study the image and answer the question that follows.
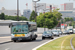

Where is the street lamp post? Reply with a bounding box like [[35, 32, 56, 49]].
[[32, 0, 40, 22], [43, 9, 49, 31], [35, 2, 36, 22], [56, 18, 58, 30], [43, 11, 45, 31], [17, 0, 19, 21]]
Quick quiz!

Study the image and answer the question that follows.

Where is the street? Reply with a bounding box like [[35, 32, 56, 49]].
[[0, 34, 66, 50], [0, 34, 10, 37]]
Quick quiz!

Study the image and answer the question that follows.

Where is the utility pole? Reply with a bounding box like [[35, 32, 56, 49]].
[[35, 2, 37, 22], [32, 0, 40, 22], [43, 9, 49, 31], [17, 0, 19, 21], [43, 11, 45, 31]]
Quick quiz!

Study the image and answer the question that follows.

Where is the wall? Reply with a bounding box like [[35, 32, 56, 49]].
[[0, 26, 11, 35]]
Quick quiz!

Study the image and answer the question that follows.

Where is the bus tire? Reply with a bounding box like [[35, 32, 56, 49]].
[[35, 34, 37, 38], [29, 35, 32, 41], [33, 38, 36, 40], [42, 37, 45, 40], [13, 40, 16, 42]]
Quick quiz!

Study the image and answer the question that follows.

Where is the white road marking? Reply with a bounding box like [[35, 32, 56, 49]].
[[70, 36, 75, 50], [61, 35, 71, 50], [5, 48, 10, 50]]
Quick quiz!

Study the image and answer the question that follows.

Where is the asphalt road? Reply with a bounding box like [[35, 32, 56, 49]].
[[0, 35, 66, 50]]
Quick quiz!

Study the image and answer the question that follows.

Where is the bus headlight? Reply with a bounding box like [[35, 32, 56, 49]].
[[11, 34, 14, 38]]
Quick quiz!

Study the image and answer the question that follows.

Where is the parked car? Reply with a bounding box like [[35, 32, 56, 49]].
[[63, 30, 70, 34], [58, 30, 63, 35], [52, 30, 60, 36], [42, 31, 54, 40]]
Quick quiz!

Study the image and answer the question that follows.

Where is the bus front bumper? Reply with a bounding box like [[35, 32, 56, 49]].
[[11, 37, 31, 41]]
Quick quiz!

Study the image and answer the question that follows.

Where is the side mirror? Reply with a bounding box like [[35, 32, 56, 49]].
[[9, 24, 11, 28], [29, 25, 31, 27], [9, 25, 10, 28], [9, 23, 12, 28]]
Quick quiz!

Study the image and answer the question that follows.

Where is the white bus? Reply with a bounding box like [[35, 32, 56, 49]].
[[9, 21, 37, 42]]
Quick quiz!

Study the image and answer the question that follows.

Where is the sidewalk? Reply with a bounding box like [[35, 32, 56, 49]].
[[0, 36, 11, 43]]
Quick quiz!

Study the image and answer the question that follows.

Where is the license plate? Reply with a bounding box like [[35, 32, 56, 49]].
[[46, 35, 49, 37], [15, 34, 25, 37], [18, 38, 22, 40]]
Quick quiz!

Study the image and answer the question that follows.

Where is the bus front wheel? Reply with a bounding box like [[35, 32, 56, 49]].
[[29, 36, 32, 41], [13, 40, 16, 42]]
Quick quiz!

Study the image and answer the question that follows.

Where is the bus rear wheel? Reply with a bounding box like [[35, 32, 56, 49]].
[[33, 38, 36, 40]]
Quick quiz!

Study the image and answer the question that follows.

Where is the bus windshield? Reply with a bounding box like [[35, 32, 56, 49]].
[[11, 24, 28, 33]]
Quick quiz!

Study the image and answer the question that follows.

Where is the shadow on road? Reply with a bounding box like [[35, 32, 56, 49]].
[[0, 41, 12, 45], [15, 39, 43, 43], [32, 39, 42, 42]]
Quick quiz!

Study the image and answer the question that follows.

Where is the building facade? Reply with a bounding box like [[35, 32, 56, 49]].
[[0, 7, 21, 16], [23, 9, 31, 20], [59, 10, 75, 20], [60, 3, 75, 20], [61, 3, 73, 10], [32, 2, 58, 14]]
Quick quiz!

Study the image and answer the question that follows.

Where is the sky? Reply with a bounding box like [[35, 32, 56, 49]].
[[0, 0, 75, 15]]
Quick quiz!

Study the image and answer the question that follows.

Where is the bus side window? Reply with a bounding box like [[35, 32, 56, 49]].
[[29, 25, 31, 31]]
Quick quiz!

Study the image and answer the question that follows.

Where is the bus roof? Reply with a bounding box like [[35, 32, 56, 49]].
[[0, 20, 36, 26], [11, 21, 36, 25], [11, 21, 29, 22]]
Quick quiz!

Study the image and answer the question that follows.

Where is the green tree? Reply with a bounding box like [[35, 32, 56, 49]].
[[36, 9, 62, 29], [0, 13, 5, 20], [64, 17, 73, 22], [0, 14, 1, 19], [37, 12, 58, 29], [39, 13, 42, 15], [72, 21, 75, 28], [19, 16, 28, 21], [29, 11, 37, 21], [69, 17, 73, 21], [4, 15, 28, 21], [53, 9, 62, 20]]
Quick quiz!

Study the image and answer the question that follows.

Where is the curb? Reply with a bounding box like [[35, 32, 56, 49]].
[[32, 35, 67, 50], [0, 41, 12, 45], [70, 36, 75, 50]]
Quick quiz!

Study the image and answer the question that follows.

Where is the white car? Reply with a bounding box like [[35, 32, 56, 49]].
[[58, 30, 63, 35], [52, 30, 60, 37], [63, 30, 70, 34]]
